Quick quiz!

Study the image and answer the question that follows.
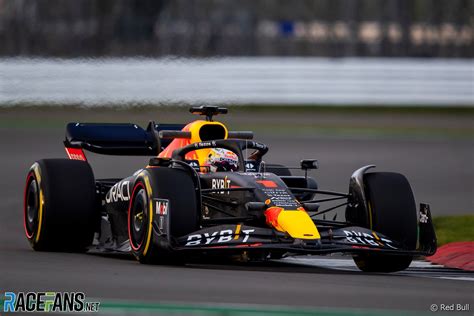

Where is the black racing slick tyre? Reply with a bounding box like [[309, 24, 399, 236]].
[[23, 159, 96, 251], [353, 172, 417, 273], [128, 167, 199, 264]]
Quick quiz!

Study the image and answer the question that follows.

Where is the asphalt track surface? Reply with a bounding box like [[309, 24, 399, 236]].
[[0, 109, 473, 315]]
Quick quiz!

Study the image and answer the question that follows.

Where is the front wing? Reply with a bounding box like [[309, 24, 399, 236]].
[[157, 203, 437, 257]]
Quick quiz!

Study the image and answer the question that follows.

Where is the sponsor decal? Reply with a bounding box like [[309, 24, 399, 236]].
[[261, 188, 299, 208], [187, 160, 200, 170], [238, 172, 262, 177], [155, 199, 169, 233], [185, 228, 255, 246], [194, 141, 216, 148], [105, 180, 130, 203], [342, 230, 396, 249], [155, 200, 168, 216], [64, 147, 87, 161], [419, 212, 428, 224], [250, 142, 266, 150], [245, 162, 257, 172], [419, 204, 430, 224], [211, 176, 231, 194], [3, 291, 100, 313]]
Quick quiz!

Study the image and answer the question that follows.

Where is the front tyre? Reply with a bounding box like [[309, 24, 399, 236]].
[[128, 167, 199, 264], [128, 179, 157, 263], [24, 159, 97, 251], [352, 172, 417, 272]]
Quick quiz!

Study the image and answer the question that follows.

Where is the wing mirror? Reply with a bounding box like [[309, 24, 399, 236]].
[[301, 202, 320, 212], [245, 202, 267, 212], [301, 159, 319, 170]]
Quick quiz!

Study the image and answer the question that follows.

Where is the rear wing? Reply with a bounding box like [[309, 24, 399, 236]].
[[64, 122, 185, 156], [64, 121, 254, 158]]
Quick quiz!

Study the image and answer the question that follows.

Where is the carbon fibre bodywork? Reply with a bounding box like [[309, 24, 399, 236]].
[[63, 107, 437, 261], [94, 150, 436, 259]]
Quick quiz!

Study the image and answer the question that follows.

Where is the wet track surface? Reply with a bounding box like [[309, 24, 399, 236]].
[[1, 113, 473, 314]]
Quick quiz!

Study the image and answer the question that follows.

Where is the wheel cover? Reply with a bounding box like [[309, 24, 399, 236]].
[[24, 175, 39, 238], [129, 187, 148, 250]]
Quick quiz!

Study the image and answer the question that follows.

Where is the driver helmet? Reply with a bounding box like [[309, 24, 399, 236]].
[[206, 148, 238, 172]]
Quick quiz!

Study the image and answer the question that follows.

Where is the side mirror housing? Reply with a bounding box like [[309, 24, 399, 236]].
[[301, 159, 319, 170], [245, 202, 267, 212], [302, 202, 320, 212]]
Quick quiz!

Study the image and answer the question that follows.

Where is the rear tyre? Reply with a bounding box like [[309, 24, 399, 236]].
[[352, 172, 417, 272], [24, 159, 96, 251], [128, 167, 199, 264]]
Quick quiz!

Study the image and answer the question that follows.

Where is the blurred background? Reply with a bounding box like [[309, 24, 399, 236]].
[[0, 0, 474, 213], [0, 0, 473, 106], [0, 0, 473, 211], [1, 0, 472, 58], [0, 1, 473, 314], [0, 0, 472, 215]]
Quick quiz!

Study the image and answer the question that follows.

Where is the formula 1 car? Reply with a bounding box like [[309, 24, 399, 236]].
[[23, 106, 437, 272]]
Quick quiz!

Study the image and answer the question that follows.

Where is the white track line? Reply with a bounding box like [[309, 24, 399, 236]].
[[280, 257, 474, 281]]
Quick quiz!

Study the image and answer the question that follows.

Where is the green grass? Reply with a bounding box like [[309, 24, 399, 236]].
[[0, 298, 429, 316], [433, 215, 474, 246], [1, 104, 473, 140], [230, 123, 474, 139], [2, 102, 474, 115], [230, 104, 474, 115]]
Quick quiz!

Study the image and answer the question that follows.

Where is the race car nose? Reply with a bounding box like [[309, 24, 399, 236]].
[[264, 207, 320, 240]]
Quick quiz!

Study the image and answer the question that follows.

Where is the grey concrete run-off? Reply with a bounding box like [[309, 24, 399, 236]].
[[0, 110, 472, 313]]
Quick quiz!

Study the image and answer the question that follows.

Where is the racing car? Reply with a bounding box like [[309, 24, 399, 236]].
[[23, 106, 437, 272]]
